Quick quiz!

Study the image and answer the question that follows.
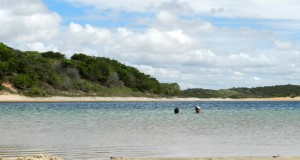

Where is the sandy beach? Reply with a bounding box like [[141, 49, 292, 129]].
[[113, 157, 300, 160], [1, 82, 300, 102], [2, 156, 300, 160], [1, 94, 300, 102]]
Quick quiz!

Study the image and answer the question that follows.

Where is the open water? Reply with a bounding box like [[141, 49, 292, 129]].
[[0, 101, 300, 159]]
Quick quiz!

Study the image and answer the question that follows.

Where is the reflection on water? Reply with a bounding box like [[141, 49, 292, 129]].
[[0, 102, 300, 160]]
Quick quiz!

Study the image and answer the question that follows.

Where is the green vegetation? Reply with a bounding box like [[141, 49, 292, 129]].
[[0, 42, 178, 97], [1, 42, 299, 98], [230, 85, 300, 98], [161, 83, 181, 96], [180, 84, 300, 99], [179, 88, 250, 99]]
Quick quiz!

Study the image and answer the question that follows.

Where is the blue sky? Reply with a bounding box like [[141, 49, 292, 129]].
[[1, 0, 300, 89], [44, 0, 154, 28]]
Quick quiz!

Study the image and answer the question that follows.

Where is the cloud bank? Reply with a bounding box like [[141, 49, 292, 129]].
[[1, 0, 300, 89]]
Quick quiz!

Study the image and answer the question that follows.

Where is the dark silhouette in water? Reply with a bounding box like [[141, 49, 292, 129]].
[[174, 107, 179, 114], [195, 106, 201, 113]]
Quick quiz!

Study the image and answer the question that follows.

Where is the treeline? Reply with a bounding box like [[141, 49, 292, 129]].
[[180, 85, 300, 98], [0, 43, 180, 97], [231, 85, 300, 98], [179, 88, 249, 99], [1, 42, 299, 98]]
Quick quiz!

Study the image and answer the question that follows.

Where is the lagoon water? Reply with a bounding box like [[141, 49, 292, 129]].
[[0, 101, 300, 159]]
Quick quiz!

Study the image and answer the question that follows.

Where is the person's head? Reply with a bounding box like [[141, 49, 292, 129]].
[[174, 107, 179, 114], [195, 106, 201, 113]]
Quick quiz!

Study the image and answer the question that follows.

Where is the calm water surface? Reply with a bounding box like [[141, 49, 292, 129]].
[[0, 101, 300, 159]]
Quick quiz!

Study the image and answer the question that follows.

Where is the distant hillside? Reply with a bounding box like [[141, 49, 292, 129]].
[[180, 85, 300, 99], [230, 85, 300, 98], [0, 43, 180, 97], [1, 42, 299, 98]]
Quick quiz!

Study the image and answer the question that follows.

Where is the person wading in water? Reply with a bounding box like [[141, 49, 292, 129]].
[[195, 106, 201, 113], [174, 107, 179, 114]]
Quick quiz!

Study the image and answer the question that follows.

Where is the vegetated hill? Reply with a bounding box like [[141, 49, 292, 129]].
[[0, 43, 180, 97], [230, 84, 300, 98], [179, 88, 251, 99], [180, 85, 300, 99]]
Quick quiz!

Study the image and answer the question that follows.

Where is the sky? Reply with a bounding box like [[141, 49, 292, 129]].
[[1, 0, 300, 89]]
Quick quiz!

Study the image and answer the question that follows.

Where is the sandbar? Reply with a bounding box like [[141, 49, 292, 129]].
[[1, 94, 300, 102]]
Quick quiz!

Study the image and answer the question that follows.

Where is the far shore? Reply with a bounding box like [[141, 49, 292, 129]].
[[1, 94, 300, 102]]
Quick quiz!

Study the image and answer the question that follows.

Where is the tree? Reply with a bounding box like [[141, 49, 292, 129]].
[[161, 83, 181, 96], [0, 43, 13, 61], [0, 62, 8, 79], [0, 43, 179, 96], [41, 51, 65, 60]]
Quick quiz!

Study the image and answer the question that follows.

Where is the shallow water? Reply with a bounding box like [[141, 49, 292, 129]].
[[0, 101, 300, 159]]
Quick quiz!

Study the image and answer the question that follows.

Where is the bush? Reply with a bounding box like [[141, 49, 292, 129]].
[[41, 51, 65, 60], [25, 86, 45, 97], [0, 84, 4, 90], [13, 74, 34, 89], [229, 95, 239, 99]]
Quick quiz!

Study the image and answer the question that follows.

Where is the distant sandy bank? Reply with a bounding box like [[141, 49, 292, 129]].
[[1, 94, 300, 102], [113, 157, 300, 160]]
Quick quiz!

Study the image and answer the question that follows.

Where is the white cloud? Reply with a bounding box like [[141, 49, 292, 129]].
[[185, 0, 300, 19], [136, 65, 182, 79], [69, 22, 84, 33], [253, 77, 263, 82], [64, 0, 157, 12], [285, 50, 300, 67], [19, 42, 58, 52], [2, 0, 300, 89], [167, 29, 191, 45], [157, 0, 193, 15], [64, 22, 114, 46], [274, 40, 292, 50], [116, 27, 192, 54], [0, 0, 61, 42], [156, 11, 177, 23], [63, 0, 300, 20], [228, 53, 277, 67]]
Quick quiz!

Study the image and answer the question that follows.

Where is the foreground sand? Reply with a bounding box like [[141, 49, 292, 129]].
[[2, 156, 300, 160], [0, 154, 61, 160], [113, 157, 300, 160], [1, 94, 300, 102]]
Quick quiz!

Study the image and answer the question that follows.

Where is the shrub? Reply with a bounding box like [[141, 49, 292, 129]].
[[25, 86, 45, 97], [0, 84, 4, 90], [41, 51, 65, 60], [229, 95, 239, 99], [13, 74, 34, 89]]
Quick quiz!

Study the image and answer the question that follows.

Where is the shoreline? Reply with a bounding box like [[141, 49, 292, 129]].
[[1, 156, 300, 160], [114, 157, 300, 160], [1, 94, 300, 102]]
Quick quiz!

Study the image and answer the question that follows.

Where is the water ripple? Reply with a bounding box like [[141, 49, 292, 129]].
[[0, 102, 300, 159]]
